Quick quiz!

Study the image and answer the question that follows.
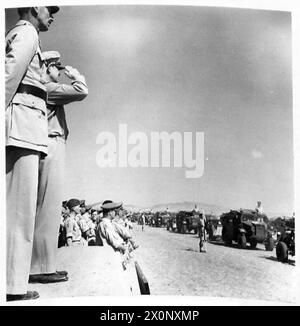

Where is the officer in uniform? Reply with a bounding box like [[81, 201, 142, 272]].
[[29, 51, 88, 282], [6, 6, 60, 301], [141, 213, 146, 231], [98, 201, 127, 254], [199, 209, 208, 253]]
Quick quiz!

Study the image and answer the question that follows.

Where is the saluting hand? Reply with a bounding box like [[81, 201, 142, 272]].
[[64, 65, 81, 80]]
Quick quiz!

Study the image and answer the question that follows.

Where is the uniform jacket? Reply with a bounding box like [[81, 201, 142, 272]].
[[112, 219, 132, 241], [45, 73, 88, 139], [99, 218, 125, 252], [64, 215, 82, 242], [5, 20, 48, 154]]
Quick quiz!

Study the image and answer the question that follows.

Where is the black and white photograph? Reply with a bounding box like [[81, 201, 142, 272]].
[[1, 0, 299, 306]]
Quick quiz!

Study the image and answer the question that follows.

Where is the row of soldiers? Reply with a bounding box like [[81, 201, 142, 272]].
[[58, 199, 139, 268], [59, 199, 98, 247]]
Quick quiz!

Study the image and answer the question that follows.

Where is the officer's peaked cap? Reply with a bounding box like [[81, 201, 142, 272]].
[[47, 6, 60, 14], [102, 200, 113, 205], [42, 51, 65, 70], [101, 201, 123, 211]]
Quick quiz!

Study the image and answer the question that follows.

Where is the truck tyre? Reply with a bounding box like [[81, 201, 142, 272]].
[[265, 237, 275, 251], [276, 241, 288, 262], [249, 236, 257, 249], [237, 233, 247, 249]]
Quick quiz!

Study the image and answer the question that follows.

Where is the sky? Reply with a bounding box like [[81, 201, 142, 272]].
[[5, 5, 294, 215]]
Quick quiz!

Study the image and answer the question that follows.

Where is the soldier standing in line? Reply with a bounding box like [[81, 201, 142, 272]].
[[5, 6, 60, 301], [99, 200, 139, 253], [98, 201, 128, 253], [64, 199, 84, 246], [29, 51, 88, 283]]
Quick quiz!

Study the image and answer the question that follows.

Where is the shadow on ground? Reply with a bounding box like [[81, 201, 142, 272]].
[[182, 248, 199, 253], [260, 255, 296, 266], [208, 240, 265, 251]]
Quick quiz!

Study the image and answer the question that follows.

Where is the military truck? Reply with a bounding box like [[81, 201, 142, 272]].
[[151, 212, 163, 227], [276, 228, 295, 263], [167, 215, 177, 232], [159, 212, 171, 227], [175, 211, 190, 233], [175, 210, 201, 234], [220, 209, 272, 249]]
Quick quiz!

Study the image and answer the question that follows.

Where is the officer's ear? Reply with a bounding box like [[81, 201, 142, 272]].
[[31, 7, 39, 17]]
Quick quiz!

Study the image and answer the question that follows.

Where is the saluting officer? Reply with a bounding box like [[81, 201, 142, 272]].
[[29, 51, 88, 283], [5, 6, 60, 301]]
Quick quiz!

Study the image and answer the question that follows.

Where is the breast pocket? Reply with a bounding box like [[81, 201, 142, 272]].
[[9, 93, 48, 146]]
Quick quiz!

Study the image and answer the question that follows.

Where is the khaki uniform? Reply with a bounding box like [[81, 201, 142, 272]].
[[30, 74, 88, 273], [64, 216, 82, 245], [6, 20, 47, 294], [99, 218, 126, 252], [199, 216, 208, 253], [99, 218, 135, 272], [6, 20, 48, 153]]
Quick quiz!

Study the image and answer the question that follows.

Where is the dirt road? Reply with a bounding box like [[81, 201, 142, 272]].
[[131, 223, 297, 303]]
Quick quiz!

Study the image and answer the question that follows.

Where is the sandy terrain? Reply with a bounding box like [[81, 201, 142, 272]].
[[132, 223, 297, 303], [20, 223, 297, 304]]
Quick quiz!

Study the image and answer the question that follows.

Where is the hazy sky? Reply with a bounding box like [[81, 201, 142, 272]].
[[5, 5, 294, 215]]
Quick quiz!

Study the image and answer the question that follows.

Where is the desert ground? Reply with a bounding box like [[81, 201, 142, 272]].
[[132, 223, 296, 303], [24, 222, 296, 304]]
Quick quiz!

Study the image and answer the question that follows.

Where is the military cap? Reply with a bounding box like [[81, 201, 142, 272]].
[[102, 200, 113, 205], [17, 7, 60, 17], [47, 6, 60, 14], [101, 200, 123, 211], [42, 50, 65, 70], [66, 198, 81, 210]]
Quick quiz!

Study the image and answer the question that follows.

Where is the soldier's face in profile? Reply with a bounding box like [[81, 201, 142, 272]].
[[108, 210, 116, 219], [37, 7, 53, 31], [73, 205, 81, 215]]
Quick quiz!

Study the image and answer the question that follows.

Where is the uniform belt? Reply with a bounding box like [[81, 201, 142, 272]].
[[17, 83, 47, 102]]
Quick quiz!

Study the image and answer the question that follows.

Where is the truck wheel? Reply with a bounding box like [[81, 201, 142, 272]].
[[249, 236, 257, 249], [276, 241, 288, 262], [237, 234, 247, 249], [265, 237, 275, 251]]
